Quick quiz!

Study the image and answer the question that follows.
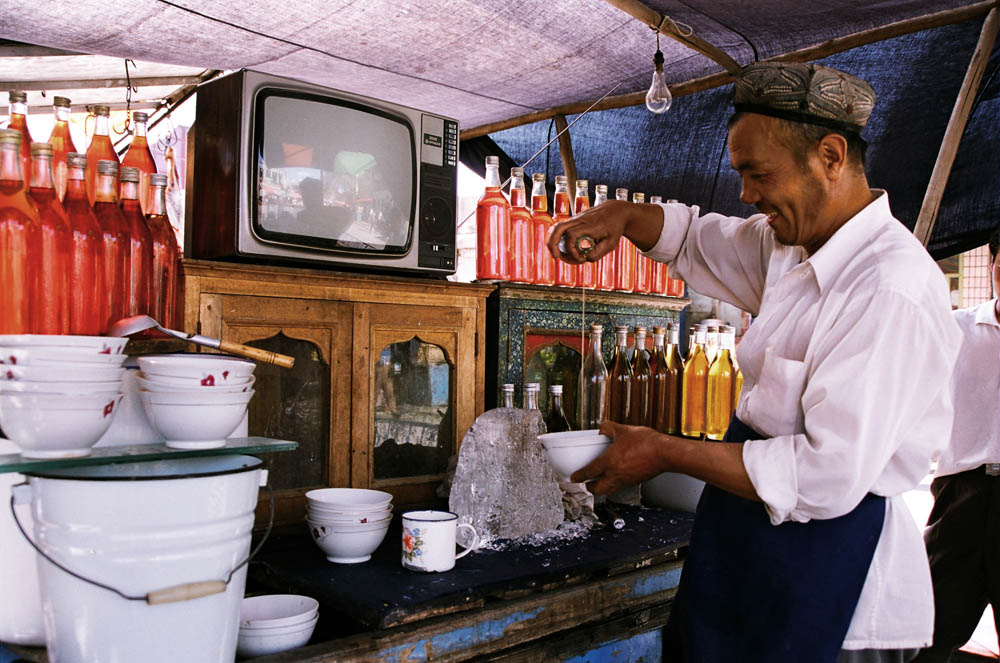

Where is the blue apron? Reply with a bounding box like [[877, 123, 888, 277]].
[[664, 416, 886, 663]]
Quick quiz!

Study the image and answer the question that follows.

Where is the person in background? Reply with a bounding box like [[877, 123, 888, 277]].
[[548, 61, 961, 663], [913, 227, 1000, 662]]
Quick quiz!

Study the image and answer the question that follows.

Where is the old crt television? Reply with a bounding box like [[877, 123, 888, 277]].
[[189, 69, 457, 275]]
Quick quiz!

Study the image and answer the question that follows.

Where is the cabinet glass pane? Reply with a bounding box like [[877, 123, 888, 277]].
[[373, 339, 452, 480], [524, 339, 581, 423]]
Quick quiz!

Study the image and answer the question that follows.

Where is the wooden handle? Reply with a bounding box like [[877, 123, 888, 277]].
[[218, 340, 295, 368], [146, 580, 227, 605]]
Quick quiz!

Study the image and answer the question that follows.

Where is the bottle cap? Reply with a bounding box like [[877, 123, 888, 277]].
[[722, 325, 735, 333], [30, 142, 53, 156], [532, 173, 545, 182], [93, 104, 110, 116], [525, 382, 540, 392], [634, 325, 647, 334], [649, 196, 662, 203], [501, 383, 514, 392], [653, 325, 666, 335], [133, 111, 148, 123], [595, 184, 608, 194], [667, 199, 679, 204], [66, 152, 87, 168], [549, 384, 563, 395], [0, 129, 22, 146], [150, 173, 168, 186], [97, 160, 119, 175], [120, 166, 140, 182], [615, 324, 629, 333], [555, 175, 568, 184], [590, 323, 603, 333], [576, 179, 588, 188], [706, 325, 719, 333], [8, 90, 26, 104], [616, 188, 629, 199], [633, 193, 645, 203], [53, 96, 72, 108], [510, 166, 523, 177]]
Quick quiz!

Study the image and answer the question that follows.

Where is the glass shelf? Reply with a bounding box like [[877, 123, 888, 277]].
[[0, 437, 298, 475]]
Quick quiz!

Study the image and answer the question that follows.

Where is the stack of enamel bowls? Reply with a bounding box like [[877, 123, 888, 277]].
[[136, 354, 256, 449], [305, 488, 393, 564], [237, 595, 319, 658], [0, 335, 129, 458]]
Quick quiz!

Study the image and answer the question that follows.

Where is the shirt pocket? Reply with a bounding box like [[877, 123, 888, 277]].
[[743, 346, 809, 438]]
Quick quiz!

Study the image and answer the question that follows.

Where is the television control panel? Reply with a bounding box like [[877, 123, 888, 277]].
[[418, 115, 458, 271]]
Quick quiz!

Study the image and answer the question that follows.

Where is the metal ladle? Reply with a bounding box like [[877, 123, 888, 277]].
[[107, 315, 295, 369]]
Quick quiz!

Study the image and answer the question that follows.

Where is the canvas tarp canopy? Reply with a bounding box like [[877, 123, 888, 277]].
[[1, 0, 997, 257]]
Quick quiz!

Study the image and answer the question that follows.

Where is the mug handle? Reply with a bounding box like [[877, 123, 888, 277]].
[[455, 523, 480, 559]]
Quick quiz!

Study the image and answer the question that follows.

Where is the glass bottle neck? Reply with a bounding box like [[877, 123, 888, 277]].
[[549, 393, 564, 410], [509, 177, 526, 208], [148, 184, 168, 215], [0, 144, 24, 182], [29, 155, 55, 189], [94, 114, 110, 137], [590, 331, 603, 355], [531, 186, 548, 212], [594, 193, 607, 204], [94, 173, 119, 203], [65, 166, 88, 200], [653, 333, 665, 350], [524, 391, 539, 410], [54, 105, 70, 123], [670, 327, 680, 345], [502, 390, 514, 407], [8, 102, 27, 124], [120, 180, 141, 203], [484, 164, 501, 188], [132, 120, 147, 138], [616, 331, 629, 349]]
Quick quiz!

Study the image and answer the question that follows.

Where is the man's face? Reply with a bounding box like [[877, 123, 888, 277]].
[[728, 114, 830, 252]]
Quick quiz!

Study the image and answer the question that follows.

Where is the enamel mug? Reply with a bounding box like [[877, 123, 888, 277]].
[[401, 510, 479, 572]]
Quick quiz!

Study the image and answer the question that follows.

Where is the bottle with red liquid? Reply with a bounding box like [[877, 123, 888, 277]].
[[120, 166, 153, 316], [574, 179, 597, 289], [0, 129, 40, 334], [27, 142, 71, 334], [7, 91, 33, 188], [665, 198, 686, 297], [552, 175, 576, 287], [47, 96, 76, 203], [475, 156, 510, 281], [121, 111, 158, 215], [508, 166, 532, 284], [628, 326, 651, 426], [607, 324, 632, 424], [530, 173, 555, 286], [613, 188, 635, 292], [146, 173, 180, 327], [593, 184, 615, 291], [63, 153, 107, 334], [86, 105, 119, 206], [92, 160, 131, 327], [632, 192, 653, 294]]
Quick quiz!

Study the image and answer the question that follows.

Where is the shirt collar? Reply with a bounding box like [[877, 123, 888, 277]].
[[807, 190, 892, 295], [975, 298, 1000, 327]]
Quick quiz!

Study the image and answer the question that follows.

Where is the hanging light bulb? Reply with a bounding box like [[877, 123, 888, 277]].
[[646, 48, 672, 114]]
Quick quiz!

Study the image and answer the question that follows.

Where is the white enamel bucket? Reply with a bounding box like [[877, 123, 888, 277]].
[[14, 455, 265, 662]]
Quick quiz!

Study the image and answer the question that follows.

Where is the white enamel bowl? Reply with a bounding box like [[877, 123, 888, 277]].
[[0, 379, 122, 396], [236, 615, 318, 658], [1, 364, 126, 383], [136, 371, 255, 389], [538, 430, 611, 479], [0, 393, 123, 458], [0, 334, 128, 354], [240, 595, 319, 630], [306, 516, 391, 564], [138, 387, 256, 406], [138, 391, 253, 449], [0, 346, 130, 367], [306, 509, 392, 525], [136, 373, 255, 393], [305, 488, 393, 510], [137, 354, 256, 385]]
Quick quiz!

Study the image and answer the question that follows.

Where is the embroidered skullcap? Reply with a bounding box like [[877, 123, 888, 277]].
[[732, 62, 876, 134]]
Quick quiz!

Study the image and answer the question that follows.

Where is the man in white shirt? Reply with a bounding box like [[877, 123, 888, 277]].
[[913, 229, 1000, 662], [549, 62, 961, 663]]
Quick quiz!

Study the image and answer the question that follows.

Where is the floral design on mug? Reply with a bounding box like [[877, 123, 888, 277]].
[[402, 526, 424, 561]]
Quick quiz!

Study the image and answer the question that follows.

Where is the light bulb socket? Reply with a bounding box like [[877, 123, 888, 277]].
[[653, 49, 664, 70]]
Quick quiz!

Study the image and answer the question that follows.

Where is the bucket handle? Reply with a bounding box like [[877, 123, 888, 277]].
[[9, 475, 275, 606]]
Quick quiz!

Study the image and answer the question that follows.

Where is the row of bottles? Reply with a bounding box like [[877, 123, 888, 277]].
[[501, 381, 573, 434], [476, 157, 685, 296], [0, 129, 179, 335]]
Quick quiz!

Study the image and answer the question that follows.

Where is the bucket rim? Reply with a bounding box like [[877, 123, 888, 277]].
[[24, 454, 263, 482]]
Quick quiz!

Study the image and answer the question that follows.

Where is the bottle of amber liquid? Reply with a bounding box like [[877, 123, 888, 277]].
[[92, 160, 131, 326], [574, 179, 597, 289], [608, 325, 632, 424], [7, 91, 33, 188], [613, 188, 635, 292], [546, 385, 572, 433], [121, 111, 158, 215], [704, 325, 720, 365], [594, 184, 616, 291], [86, 105, 119, 206], [508, 167, 532, 284], [146, 173, 180, 327], [0, 129, 41, 334], [705, 325, 736, 440], [475, 156, 510, 281], [47, 96, 76, 202], [530, 174, 555, 286], [681, 325, 709, 438], [628, 326, 651, 426], [665, 322, 684, 434], [552, 175, 577, 287], [501, 383, 515, 408], [120, 166, 154, 316], [62, 153, 108, 334], [581, 323, 609, 429], [732, 356, 744, 417], [632, 193, 654, 295], [27, 142, 72, 334], [649, 326, 669, 432]]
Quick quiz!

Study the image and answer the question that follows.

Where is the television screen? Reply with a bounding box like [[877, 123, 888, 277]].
[[253, 90, 415, 254]]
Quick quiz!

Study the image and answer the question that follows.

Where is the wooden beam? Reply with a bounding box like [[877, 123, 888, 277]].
[[913, 6, 999, 246], [0, 75, 207, 91], [461, 0, 995, 140], [28, 99, 165, 112], [553, 114, 578, 194], [602, 0, 741, 74]]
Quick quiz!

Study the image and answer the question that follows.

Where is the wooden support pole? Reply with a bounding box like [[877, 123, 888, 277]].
[[553, 114, 577, 194], [602, 0, 741, 74], [913, 6, 998, 247]]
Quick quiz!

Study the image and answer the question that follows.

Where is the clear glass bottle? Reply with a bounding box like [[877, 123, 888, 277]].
[[7, 91, 33, 189], [120, 166, 154, 316], [508, 167, 533, 284], [47, 96, 77, 202], [706, 325, 736, 440], [632, 192, 653, 295], [665, 322, 684, 434], [0, 129, 40, 334], [523, 382, 541, 411], [608, 324, 632, 424], [27, 142, 71, 334], [594, 184, 616, 291], [574, 179, 596, 289], [649, 326, 669, 432], [581, 323, 609, 429], [62, 153, 108, 334], [92, 160, 131, 326], [628, 326, 650, 426], [530, 173, 555, 286], [613, 188, 635, 292], [681, 325, 709, 437], [475, 156, 510, 281], [121, 111, 158, 215], [146, 173, 179, 327], [86, 105, 119, 206], [501, 383, 515, 408], [552, 175, 577, 288], [545, 384, 572, 433]]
